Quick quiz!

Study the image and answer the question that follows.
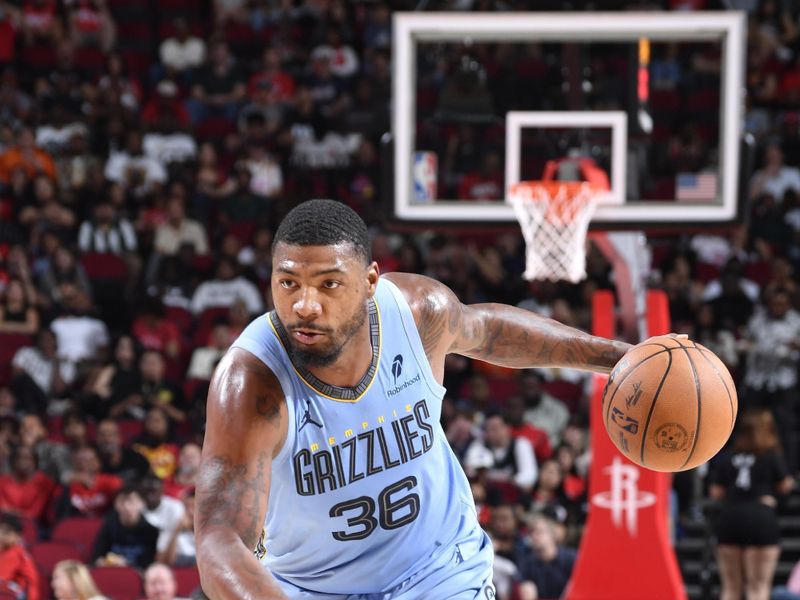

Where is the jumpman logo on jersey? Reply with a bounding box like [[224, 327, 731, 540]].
[[298, 401, 323, 431]]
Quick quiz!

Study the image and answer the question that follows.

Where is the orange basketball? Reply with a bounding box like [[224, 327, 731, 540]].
[[602, 335, 738, 472]]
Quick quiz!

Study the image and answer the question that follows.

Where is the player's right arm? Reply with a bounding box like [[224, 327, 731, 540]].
[[194, 348, 289, 599]]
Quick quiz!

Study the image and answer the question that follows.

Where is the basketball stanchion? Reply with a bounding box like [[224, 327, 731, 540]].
[[565, 289, 686, 600]]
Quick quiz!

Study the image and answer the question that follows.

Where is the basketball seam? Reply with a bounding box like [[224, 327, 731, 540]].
[[691, 344, 737, 438], [603, 344, 672, 429], [639, 350, 674, 467], [676, 339, 702, 470]]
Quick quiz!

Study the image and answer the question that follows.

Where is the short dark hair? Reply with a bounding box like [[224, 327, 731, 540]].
[[0, 511, 23, 534], [273, 199, 370, 263]]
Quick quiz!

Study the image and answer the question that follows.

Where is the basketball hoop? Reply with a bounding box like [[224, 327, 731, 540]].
[[509, 181, 602, 283]]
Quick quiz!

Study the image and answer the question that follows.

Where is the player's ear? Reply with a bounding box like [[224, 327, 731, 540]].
[[366, 261, 380, 296]]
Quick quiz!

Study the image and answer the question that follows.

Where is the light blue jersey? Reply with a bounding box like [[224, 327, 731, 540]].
[[232, 278, 494, 599]]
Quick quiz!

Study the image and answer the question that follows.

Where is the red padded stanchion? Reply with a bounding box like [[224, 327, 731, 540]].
[[565, 290, 686, 600]]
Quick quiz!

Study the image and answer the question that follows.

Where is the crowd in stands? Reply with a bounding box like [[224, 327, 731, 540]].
[[0, 0, 799, 598]]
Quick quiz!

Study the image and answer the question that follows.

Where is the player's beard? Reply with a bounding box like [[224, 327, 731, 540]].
[[287, 303, 368, 369]]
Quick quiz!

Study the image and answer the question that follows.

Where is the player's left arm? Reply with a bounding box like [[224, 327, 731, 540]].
[[384, 272, 631, 375]]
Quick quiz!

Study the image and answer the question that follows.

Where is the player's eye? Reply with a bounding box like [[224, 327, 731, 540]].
[[279, 280, 296, 289], [322, 280, 341, 289]]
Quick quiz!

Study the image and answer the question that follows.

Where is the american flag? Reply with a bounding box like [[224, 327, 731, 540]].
[[676, 172, 717, 201]]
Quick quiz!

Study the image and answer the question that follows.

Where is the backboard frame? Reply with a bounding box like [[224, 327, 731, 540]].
[[392, 11, 747, 225]]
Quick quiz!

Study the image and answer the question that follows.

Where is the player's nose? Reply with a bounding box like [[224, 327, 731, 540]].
[[293, 286, 322, 319]]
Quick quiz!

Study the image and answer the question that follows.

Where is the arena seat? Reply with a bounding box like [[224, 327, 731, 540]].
[[173, 566, 201, 597], [90, 566, 142, 600], [0, 332, 33, 386], [31, 541, 82, 581], [51, 517, 103, 563]]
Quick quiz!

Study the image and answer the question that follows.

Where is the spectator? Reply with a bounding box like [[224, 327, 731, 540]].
[[518, 514, 577, 600], [153, 195, 209, 257], [0, 511, 39, 600], [77, 199, 138, 257], [163, 442, 200, 499], [750, 143, 800, 202], [140, 475, 188, 562], [529, 459, 572, 519], [131, 298, 181, 362], [505, 396, 553, 463], [54, 126, 103, 205], [488, 503, 528, 566], [743, 288, 800, 471], [11, 328, 75, 414], [96, 418, 151, 483], [83, 335, 142, 419], [187, 323, 230, 380], [189, 256, 263, 316], [0, 277, 39, 334], [305, 51, 350, 120], [710, 410, 794, 600], [312, 29, 360, 80], [132, 407, 180, 480], [37, 245, 93, 312], [144, 563, 191, 600], [0, 127, 56, 185], [247, 47, 295, 105], [92, 484, 158, 569], [96, 53, 141, 113], [51, 560, 107, 600], [465, 412, 538, 495], [65, 0, 115, 51], [0, 444, 58, 526], [104, 131, 167, 197], [18, 413, 70, 482], [691, 303, 739, 371], [243, 144, 283, 200], [159, 18, 205, 76], [516, 370, 570, 448], [50, 288, 109, 366], [141, 80, 191, 131], [58, 444, 122, 519], [186, 40, 245, 125], [110, 351, 185, 423]]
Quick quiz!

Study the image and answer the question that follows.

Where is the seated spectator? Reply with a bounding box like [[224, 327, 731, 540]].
[[529, 459, 572, 519], [163, 442, 200, 499], [96, 418, 151, 483], [54, 126, 103, 205], [156, 491, 195, 567], [194, 142, 229, 201], [77, 198, 138, 257], [17, 175, 76, 240], [37, 244, 92, 309], [0, 277, 39, 333], [65, 0, 115, 51], [131, 297, 181, 362], [96, 53, 141, 113], [144, 562, 191, 600], [140, 475, 186, 560], [553, 444, 586, 510], [0, 444, 58, 526], [313, 29, 359, 81], [446, 410, 478, 463], [458, 152, 504, 201], [304, 51, 350, 120], [505, 396, 552, 463], [750, 143, 800, 202], [92, 484, 158, 569], [159, 18, 205, 76], [517, 370, 570, 448], [109, 351, 183, 422], [465, 412, 538, 496], [0, 511, 40, 600], [186, 40, 245, 125], [153, 195, 209, 257], [141, 80, 191, 131], [50, 288, 109, 366], [189, 256, 263, 316], [247, 47, 295, 105], [57, 444, 122, 519], [518, 514, 577, 600], [51, 559, 108, 600], [215, 162, 266, 227], [12, 328, 75, 414], [132, 407, 180, 480], [0, 126, 56, 185], [187, 323, 230, 380], [18, 413, 70, 482], [489, 503, 529, 566], [243, 144, 282, 201], [104, 131, 167, 198], [83, 335, 142, 419]]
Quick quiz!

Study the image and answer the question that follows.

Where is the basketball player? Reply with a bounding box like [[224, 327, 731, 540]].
[[195, 199, 632, 599]]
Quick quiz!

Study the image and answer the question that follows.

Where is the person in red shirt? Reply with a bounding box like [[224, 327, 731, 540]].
[[0, 511, 40, 600], [0, 445, 58, 526], [131, 297, 181, 362], [506, 396, 553, 463], [57, 445, 122, 519]]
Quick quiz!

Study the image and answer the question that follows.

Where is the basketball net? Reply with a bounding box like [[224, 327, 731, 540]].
[[509, 181, 600, 283]]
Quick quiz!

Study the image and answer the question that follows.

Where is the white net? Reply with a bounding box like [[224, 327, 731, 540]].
[[509, 181, 600, 283]]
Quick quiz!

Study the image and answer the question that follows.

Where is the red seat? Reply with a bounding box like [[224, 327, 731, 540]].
[[117, 419, 144, 445], [0, 332, 33, 385], [165, 306, 195, 335], [90, 566, 142, 600], [31, 541, 82, 580], [173, 566, 201, 596], [80, 252, 128, 280], [51, 517, 103, 563]]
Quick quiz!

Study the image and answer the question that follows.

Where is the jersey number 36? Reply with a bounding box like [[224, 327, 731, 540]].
[[329, 476, 420, 541]]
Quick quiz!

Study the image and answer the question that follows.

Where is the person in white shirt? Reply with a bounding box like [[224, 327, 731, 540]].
[[12, 328, 75, 400], [159, 18, 205, 74], [187, 323, 231, 380], [464, 412, 538, 493], [104, 131, 167, 197], [78, 200, 138, 255], [750, 143, 800, 202], [141, 475, 187, 558], [189, 256, 263, 316], [50, 290, 109, 365], [153, 196, 209, 256]]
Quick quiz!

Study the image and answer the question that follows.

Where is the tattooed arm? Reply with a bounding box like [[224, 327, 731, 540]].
[[195, 348, 289, 599], [383, 272, 631, 379]]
